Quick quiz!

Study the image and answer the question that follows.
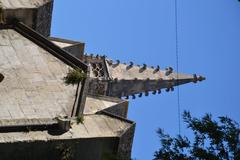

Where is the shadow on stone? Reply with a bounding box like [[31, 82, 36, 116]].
[[47, 129, 67, 136], [0, 73, 4, 83]]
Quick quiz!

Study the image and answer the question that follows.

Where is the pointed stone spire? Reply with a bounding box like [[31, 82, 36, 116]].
[[84, 55, 205, 98], [104, 60, 205, 97]]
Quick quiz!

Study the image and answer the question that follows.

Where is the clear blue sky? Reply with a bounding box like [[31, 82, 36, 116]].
[[51, 1, 240, 159]]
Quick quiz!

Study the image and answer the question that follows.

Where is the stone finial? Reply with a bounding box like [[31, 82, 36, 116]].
[[113, 60, 120, 67], [129, 62, 134, 67], [139, 64, 147, 72], [165, 67, 173, 76], [141, 64, 147, 70], [197, 75, 206, 82], [145, 91, 149, 96], [101, 55, 106, 59], [138, 93, 143, 97], [193, 74, 206, 83], [154, 65, 160, 72], [193, 74, 197, 83], [108, 60, 113, 66]]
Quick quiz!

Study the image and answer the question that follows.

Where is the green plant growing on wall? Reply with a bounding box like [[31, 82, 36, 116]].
[[63, 68, 86, 85], [56, 143, 73, 160], [76, 115, 84, 124]]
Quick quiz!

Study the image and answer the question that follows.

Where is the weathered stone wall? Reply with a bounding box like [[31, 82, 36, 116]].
[[117, 123, 136, 160], [88, 79, 109, 96], [0, 137, 118, 160], [104, 101, 129, 118], [63, 44, 84, 60], [3, 1, 53, 37], [34, 1, 53, 36], [4, 9, 35, 27]]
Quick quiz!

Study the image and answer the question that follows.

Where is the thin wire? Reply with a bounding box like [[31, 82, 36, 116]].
[[174, 0, 181, 135]]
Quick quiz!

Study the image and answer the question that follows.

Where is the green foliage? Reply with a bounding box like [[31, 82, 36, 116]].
[[76, 115, 84, 124], [154, 111, 240, 160], [56, 143, 73, 160], [63, 68, 86, 85]]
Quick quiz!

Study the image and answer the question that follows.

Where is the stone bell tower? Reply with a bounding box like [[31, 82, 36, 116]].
[[0, 1, 205, 160]]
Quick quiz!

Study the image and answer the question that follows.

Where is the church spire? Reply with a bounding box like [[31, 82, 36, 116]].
[[84, 55, 205, 98]]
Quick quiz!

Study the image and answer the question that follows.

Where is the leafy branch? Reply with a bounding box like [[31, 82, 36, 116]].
[[154, 111, 240, 160]]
